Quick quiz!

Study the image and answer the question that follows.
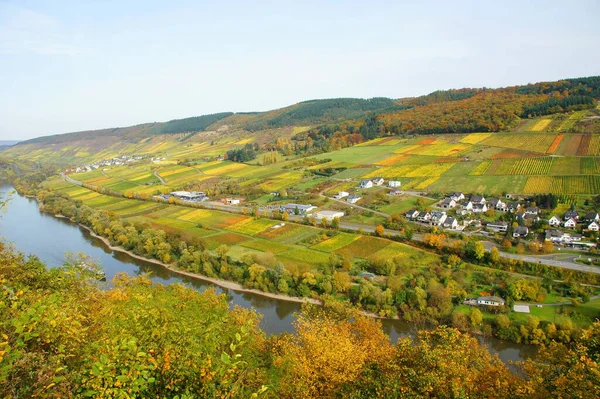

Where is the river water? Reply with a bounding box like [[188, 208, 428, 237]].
[[0, 184, 536, 366]]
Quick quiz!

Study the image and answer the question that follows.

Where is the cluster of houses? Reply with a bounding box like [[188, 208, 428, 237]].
[[439, 192, 536, 218], [405, 209, 460, 230], [68, 155, 144, 173], [548, 211, 600, 231], [358, 177, 401, 189], [155, 191, 209, 203], [330, 178, 402, 205], [544, 211, 599, 248], [333, 191, 363, 204]]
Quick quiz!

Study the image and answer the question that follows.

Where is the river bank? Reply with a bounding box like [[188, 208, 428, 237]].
[[53, 214, 324, 306]]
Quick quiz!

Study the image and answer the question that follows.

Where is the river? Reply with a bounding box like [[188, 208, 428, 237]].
[[0, 184, 536, 366]]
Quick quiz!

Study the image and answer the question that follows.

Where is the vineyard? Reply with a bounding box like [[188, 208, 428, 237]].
[[482, 134, 558, 153], [557, 110, 588, 132], [470, 160, 491, 175], [524, 175, 600, 194], [546, 134, 563, 154], [550, 157, 581, 175], [589, 136, 600, 155], [459, 133, 492, 144], [530, 119, 552, 132], [508, 157, 553, 175], [581, 158, 600, 174], [406, 142, 469, 157]]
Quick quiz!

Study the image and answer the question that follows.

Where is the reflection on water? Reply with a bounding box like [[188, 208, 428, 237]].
[[0, 184, 536, 365]]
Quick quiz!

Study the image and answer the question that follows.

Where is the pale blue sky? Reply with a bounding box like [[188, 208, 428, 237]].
[[1, 0, 599, 140]]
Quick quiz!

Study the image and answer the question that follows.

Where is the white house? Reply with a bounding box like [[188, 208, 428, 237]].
[[443, 217, 458, 229], [430, 211, 447, 225], [371, 177, 385, 186], [313, 210, 345, 222], [472, 203, 488, 213], [450, 192, 465, 201], [564, 218, 577, 229], [463, 201, 473, 211], [487, 221, 508, 233], [417, 212, 431, 222], [333, 191, 349, 199], [545, 230, 582, 243], [476, 296, 505, 306], [588, 221, 600, 232], [470, 195, 486, 205], [225, 198, 241, 205], [388, 180, 401, 188], [358, 180, 373, 189], [389, 189, 402, 196], [347, 195, 362, 204], [488, 198, 506, 211], [405, 209, 419, 219], [513, 226, 529, 238], [548, 215, 561, 227], [440, 198, 457, 209]]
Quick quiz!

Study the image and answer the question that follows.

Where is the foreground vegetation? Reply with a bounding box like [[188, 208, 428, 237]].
[[1, 243, 599, 398], [12, 175, 598, 347]]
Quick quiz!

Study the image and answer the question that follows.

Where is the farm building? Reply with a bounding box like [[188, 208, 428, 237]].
[[170, 191, 208, 202], [347, 195, 362, 204], [487, 221, 508, 232], [224, 198, 241, 205], [388, 180, 401, 188], [313, 210, 345, 221], [477, 296, 505, 306], [280, 203, 317, 215]]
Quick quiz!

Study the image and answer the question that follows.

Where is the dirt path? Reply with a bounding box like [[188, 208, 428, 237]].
[[153, 170, 167, 185]]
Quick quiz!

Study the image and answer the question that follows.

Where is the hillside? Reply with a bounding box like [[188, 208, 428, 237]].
[[2, 76, 599, 168]]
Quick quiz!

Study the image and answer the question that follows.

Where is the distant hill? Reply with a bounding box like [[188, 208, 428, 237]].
[[3, 75, 599, 163]]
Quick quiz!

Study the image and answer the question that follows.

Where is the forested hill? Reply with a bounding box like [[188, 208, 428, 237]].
[[304, 76, 600, 146]]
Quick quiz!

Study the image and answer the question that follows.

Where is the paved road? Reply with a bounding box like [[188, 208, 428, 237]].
[[516, 295, 600, 307], [61, 173, 83, 186]]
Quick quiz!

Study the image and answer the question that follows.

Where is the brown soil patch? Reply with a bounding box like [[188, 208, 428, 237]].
[[416, 138, 437, 145], [577, 134, 591, 156]]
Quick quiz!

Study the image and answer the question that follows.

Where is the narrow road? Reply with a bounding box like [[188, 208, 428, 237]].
[[516, 295, 600, 307], [153, 171, 167, 185], [61, 173, 83, 186]]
